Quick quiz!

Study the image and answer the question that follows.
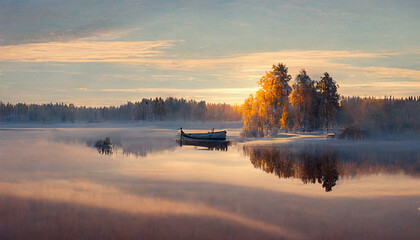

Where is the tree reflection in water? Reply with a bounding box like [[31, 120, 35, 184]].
[[87, 136, 177, 157], [93, 137, 113, 155], [244, 145, 339, 192], [244, 143, 420, 192]]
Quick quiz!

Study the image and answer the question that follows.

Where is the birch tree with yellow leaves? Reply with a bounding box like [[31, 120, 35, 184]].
[[241, 63, 292, 137]]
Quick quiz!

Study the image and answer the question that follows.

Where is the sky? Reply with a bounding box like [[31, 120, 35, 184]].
[[0, 0, 419, 106]]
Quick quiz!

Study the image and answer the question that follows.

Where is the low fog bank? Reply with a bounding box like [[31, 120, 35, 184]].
[[240, 132, 420, 151], [0, 122, 242, 158]]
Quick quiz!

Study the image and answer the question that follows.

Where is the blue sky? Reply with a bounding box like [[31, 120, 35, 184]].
[[0, 0, 419, 106]]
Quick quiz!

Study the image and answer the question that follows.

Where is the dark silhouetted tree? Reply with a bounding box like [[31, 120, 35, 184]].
[[318, 72, 339, 131]]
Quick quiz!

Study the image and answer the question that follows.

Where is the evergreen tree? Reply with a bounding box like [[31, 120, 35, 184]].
[[318, 72, 339, 131], [290, 69, 320, 132], [0, 98, 241, 122]]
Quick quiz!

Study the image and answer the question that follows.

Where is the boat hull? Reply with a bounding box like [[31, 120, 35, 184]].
[[180, 130, 227, 141]]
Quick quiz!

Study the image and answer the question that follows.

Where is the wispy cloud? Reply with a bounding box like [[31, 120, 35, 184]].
[[2, 39, 419, 103], [0, 40, 177, 62], [73, 87, 259, 105], [354, 66, 420, 80], [80, 87, 258, 95], [0, 40, 396, 64], [3, 41, 416, 82], [339, 81, 420, 97]]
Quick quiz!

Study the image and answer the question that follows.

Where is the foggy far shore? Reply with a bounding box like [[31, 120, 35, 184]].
[[1, 94, 419, 141]]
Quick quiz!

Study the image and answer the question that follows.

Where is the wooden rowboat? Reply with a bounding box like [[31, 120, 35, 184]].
[[180, 128, 227, 141]]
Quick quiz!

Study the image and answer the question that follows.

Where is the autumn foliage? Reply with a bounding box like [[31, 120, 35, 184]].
[[240, 63, 420, 138], [241, 63, 339, 137]]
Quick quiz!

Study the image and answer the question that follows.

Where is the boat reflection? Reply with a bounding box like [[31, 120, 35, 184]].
[[177, 140, 231, 151], [243, 143, 420, 192]]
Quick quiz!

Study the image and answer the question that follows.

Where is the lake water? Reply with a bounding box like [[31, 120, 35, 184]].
[[0, 124, 419, 240]]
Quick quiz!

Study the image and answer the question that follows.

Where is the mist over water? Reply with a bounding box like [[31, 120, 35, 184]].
[[0, 124, 419, 239]]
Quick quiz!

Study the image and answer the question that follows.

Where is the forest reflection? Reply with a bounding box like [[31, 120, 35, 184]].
[[87, 136, 177, 157], [94, 137, 113, 155], [243, 143, 420, 192], [177, 140, 231, 151]]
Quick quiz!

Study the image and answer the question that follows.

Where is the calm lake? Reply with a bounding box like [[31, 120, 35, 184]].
[[0, 123, 419, 240]]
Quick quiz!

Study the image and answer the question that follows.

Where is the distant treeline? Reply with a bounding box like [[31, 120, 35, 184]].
[[0, 97, 241, 122], [339, 96, 420, 136], [239, 63, 420, 137]]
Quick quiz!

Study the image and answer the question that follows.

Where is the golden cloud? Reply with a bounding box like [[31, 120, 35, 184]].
[[1, 40, 419, 101], [0, 40, 176, 62]]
